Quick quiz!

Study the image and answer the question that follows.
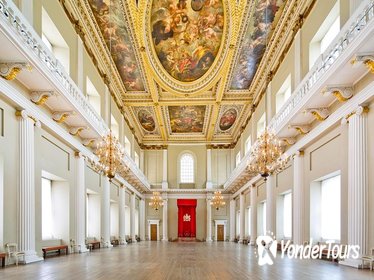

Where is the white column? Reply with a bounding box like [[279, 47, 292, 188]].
[[139, 199, 145, 241], [293, 151, 305, 245], [229, 199, 236, 241], [101, 177, 111, 247], [206, 149, 213, 189], [73, 153, 89, 253], [118, 186, 127, 245], [266, 175, 276, 234], [130, 193, 136, 241], [250, 185, 257, 245], [341, 107, 369, 268], [239, 193, 245, 242], [17, 110, 42, 263], [206, 197, 212, 242], [162, 196, 168, 241], [162, 149, 168, 189]]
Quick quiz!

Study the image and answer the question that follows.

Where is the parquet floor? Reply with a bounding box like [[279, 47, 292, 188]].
[[0, 242, 373, 280]]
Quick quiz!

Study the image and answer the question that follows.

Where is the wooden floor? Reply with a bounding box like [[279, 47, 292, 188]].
[[1, 242, 373, 280]]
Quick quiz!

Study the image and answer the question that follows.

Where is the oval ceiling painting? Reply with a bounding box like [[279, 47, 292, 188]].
[[151, 0, 224, 82], [219, 108, 237, 131], [138, 110, 156, 132]]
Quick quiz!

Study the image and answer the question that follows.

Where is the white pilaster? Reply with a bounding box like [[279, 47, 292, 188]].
[[118, 186, 127, 245], [266, 175, 276, 234], [77, 37, 84, 92], [100, 177, 111, 247], [341, 107, 369, 268], [229, 199, 236, 241], [239, 193, 245, 242], [130, 192, 136, 241], [206, 149, 213, 189], [19, 0, 33, 26], [294, 30, 302, 87], [162, 149, 168, 189], [162, 196, 168, 241], [72, 153, 89, 253], [17, 110, 42, 263], [139, 150, 145, 173], [250, 186, 257, 245], [293, 151, 305, 245], [206, 197, 212, 242], [103, 86, 110, 126], [139, 199, 145, 241]]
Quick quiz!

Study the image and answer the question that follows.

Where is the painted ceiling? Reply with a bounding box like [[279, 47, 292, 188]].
[[64, 0, 294, 146]]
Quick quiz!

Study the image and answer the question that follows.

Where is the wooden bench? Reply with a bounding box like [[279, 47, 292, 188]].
[[87, 241, 100, 250], [42, 245, 68, 259], [0, 253, 5, 268]]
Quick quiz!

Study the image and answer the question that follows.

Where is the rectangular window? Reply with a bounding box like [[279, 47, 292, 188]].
[[86, 77, 101, 116], [134, 152, 140, 168], [42, 7, 70, 74], [111, 115, 119, 140], [235, 152, 241, 167], [42, 178, 53, 239], [245, 138, 251, 155], [309, 1, 340, 69], [257, 114, 266, 137], [283, 193, 292, 238], [275, 75, 292, 113], [321, 175, 341, 240], [124, 136, 131, 156]]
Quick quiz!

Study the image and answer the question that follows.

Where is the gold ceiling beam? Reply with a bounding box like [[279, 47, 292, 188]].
[[207, 0, 248, 141], [124, 0, 168, 142]]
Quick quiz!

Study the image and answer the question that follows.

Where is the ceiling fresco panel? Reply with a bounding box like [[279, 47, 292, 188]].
[[230, 0, 285, 90], [150, 0, 224, 82], [168, 105, 207, 133], [88, 0, 145, 91], [132, 106, 159, 135]]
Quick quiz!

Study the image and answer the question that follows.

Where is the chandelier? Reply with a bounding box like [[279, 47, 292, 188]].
[[95, 130, 124, 181], [149, 192, 163, 211], [210, 191, 226, 210], [247, 129, 288, 180]]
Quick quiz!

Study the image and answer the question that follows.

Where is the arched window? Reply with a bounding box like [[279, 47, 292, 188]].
[[180, 153, 194, 183]]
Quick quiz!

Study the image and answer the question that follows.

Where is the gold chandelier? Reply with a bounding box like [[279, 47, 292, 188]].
[[247, 129, 288, 180], [95, 130, 124, 181], [210, 191, 226, 210], [149, 192, 163, 211]]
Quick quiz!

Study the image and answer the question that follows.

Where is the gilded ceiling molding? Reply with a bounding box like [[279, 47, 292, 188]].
[[0, 62, 32, 80], [304, 108, 330, 121], [288, 124, 311, 135], [52, 111, 74, 123], [69, 126, 88, 137], [206, 143, 235, 150], [139, 144, 167, 150], [322, 85, 354, 102], [351, 52, 374, 73], [30, 91, 54, 106]]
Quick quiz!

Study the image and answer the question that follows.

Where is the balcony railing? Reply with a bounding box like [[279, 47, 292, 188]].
[[0, 0, 107, 134], [268, 0, 374, 133]]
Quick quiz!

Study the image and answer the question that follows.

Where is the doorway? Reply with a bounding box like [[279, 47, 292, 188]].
[[150, 224, 157, 241], [217, 225, 224, 241]]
